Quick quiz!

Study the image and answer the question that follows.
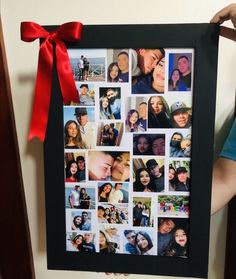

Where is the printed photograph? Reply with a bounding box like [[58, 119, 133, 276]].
[[88, 151, 130, 182], [75, 83, 95, 106], [98, 182, 129, 204], [97, 203, 128, 224], [99, 224, 121, 253], [169, 161, 191, 192], [65, 186, 95, 209], [158, 195, 189, 217], [69, 48, 106, 82], [133, 197, 154, 227], [133, 158, 165, 192], [64, 152, 86, 183], [123, 230, 155, 255], [66, 232, 96, 252], [169, 131, 191, 158], [70, 210, 92, 231], [131, 48, 165, 94], [157, 217, 189, 257], [125, 97, 147, 132], [147, 95, 192, 129], [99, 87, 121, 119], [133, 134, 165, 156], [107, 49, 129, 82], [97, 122, 123, 146], [64, 106, 95, 149], [168, 52, 193, 91]]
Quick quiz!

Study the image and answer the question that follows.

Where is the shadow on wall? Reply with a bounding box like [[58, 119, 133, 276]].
[[25, 139, 46, 253], [209, 208, 228, 279], [20, 71, 47, 254]]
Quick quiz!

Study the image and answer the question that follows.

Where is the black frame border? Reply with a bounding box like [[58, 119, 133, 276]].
[[44, 23, 219, 278]]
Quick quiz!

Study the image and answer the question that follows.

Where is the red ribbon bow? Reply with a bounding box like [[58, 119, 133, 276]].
[[21, 21, 83, 141]]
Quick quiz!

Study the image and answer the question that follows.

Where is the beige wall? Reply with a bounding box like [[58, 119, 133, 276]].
[[1, 0, 236, 278]]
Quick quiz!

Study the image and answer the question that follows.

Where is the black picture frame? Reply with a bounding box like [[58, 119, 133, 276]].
[[44, 24, 219, 278]]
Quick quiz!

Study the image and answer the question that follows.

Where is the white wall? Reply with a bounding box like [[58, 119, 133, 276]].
[[1, 1, 236, 278]]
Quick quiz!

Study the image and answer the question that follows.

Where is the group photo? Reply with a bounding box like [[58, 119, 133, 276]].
[[97, 204, 128, 225]]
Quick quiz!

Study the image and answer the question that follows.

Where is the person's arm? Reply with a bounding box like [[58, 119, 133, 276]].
[[211, 120, 236, 214], [211, 158, 236, 214], [210, 4, 236, 214]]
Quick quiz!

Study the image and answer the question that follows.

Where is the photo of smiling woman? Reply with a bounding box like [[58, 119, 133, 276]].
[[64, 120, 87, 149], [65, 160, 78, 182], [168, 68, 187, 91], [107, 62, 120, 83], [125, 109, 141, 132], [99, 96, 115, 120], [148, 96, 172, 128], [99, 230, 117, 253], [135, 231, 154, 255], [133, 168, 153, 192], [164, 227, 188, 257], [98, 183, 112, 202], [67, 233, 84, 252]]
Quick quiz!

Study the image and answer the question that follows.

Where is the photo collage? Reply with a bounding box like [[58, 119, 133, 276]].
[[64, 48, 193, 257]]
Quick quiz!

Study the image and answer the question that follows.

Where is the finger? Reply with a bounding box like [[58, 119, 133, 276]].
[[219, 26, 236, 41], [210, 5, 231, 23], [210, 14, 230, 24]]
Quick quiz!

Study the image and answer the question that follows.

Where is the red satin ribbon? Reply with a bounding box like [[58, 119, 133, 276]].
[[21, 22, 83, 141]]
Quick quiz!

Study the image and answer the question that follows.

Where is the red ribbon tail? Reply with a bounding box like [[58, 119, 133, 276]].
[[56, 41, 79, 104], [28, 40, 53, 142]]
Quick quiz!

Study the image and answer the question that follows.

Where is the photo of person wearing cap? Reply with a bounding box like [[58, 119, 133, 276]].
[[169, 132, 191, 158], [145, 159, 164, 192], [170, 101, 192, 128], [78, 84, 95, 106], [175, 166, 190, 192], [74, 107, 95, 149]]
